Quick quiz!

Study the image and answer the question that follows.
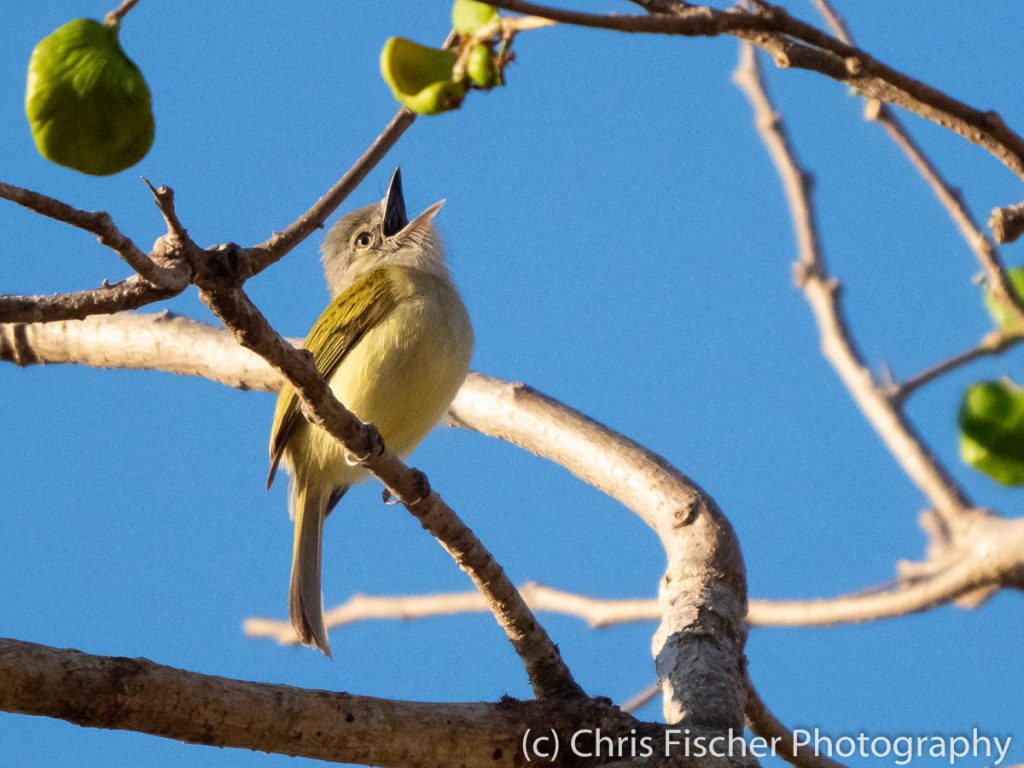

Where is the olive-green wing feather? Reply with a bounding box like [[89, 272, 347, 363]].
[[267, 268, 401, 489]]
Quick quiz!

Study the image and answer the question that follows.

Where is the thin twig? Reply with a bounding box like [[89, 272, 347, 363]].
[[0, 181, 181, 287], [104, 0, 142, 25], [733, 42, 975, 525], [811, 0, 1024, 328], [244, 540, 1020, 637], [242, 108, 416, 275], [744, 671, 848, 768], [894, 331, 1023, 404], [245, 583, 663, 645], [621, 682, 661, 714]]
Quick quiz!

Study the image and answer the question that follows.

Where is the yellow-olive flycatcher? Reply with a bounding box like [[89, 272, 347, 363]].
[[267, 168, 473, 655]]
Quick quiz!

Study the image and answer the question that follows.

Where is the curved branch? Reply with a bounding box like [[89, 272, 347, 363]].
[[7, 313, 1024, 631], [0, 181, 179, 287], [449, 374, 749, 729]]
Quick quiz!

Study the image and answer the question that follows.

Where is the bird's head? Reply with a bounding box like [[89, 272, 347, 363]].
[[321, 167, 447, 296]]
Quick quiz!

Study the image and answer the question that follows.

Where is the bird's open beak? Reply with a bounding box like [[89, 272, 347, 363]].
[[383, 167, 445, 240], [399, 199, 445, 238], [382, 167, 408, 238]]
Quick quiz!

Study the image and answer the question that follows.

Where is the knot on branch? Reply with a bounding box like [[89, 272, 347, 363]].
[[197, 243, 247, 284], [989, 199, 1024, 244]]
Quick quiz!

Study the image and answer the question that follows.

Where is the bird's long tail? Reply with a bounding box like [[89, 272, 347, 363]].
[[289, 482, 346, 657]]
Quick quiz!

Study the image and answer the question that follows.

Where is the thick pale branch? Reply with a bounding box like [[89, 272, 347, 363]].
[[7, 313, 1024, 630], [0, 638, 638, 768], [487, 1, 1024, 184], [449, 374, 749, 731], [733, 42, 974, 525]]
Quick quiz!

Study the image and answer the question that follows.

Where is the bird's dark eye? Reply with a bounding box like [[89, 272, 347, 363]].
[[355, 231, 373, 248]]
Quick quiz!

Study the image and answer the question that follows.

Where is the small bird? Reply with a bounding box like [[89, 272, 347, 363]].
[[267, 168, 473, 655]]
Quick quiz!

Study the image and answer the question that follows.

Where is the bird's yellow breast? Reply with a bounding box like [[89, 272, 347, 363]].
[[284, 269, 472, 492]]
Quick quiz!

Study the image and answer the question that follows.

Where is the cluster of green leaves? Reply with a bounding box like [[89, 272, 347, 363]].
[[380, 0, 504, 116], [958, 267, 1024, 485]]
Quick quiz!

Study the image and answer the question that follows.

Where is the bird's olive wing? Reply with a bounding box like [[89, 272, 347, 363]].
[[267, 267, 400, 489]]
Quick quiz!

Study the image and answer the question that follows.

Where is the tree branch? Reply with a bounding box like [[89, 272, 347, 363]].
[[486, 1, 1024, 185], [0, 638, 637, 768], [241, 108, 417, 276], [893, 331, 1022, 404], [0, 279, 181, 324], [733, 41, 975, 526], [104, 0, 143, 25], [989, 200, 1024, 245], [809, 0, 1024, 329], [7, 313, 1023, 631], [0, 181, 184, 288], [448, 374, 749, 730], [744, 671, 847, 768]]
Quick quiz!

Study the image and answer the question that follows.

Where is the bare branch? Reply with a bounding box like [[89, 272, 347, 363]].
[[0, 181, 183, 287], [486, 1, 1024, 184], [449, 374, 749, 729], [242, 110, 416, 276], [245, 530, 1023, 637], [245, 583, 664, 645], [621, 682, 661, 714], [744, 671, 847, 768], [733, 42, 975, 525], [0, 638, 639, 768], [104, 0, 143, 25], [810, 0, 1024, 329], [894, 331, 1023, 404], [0, 278, 181, 324], [0, 312, 284, 389], [195, 284, 582, 700]]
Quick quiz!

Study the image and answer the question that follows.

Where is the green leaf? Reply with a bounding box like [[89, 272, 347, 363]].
[[983, 265, 1024, 333], [25, 18, 154, 175], [958, 379, 1024, 485], [452, 0, 500, 36], [379, 37, 466, 116], [467, 44, 500, 89]]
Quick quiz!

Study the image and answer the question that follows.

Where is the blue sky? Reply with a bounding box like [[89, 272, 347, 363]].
[[2, 1, 1023, 766]]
